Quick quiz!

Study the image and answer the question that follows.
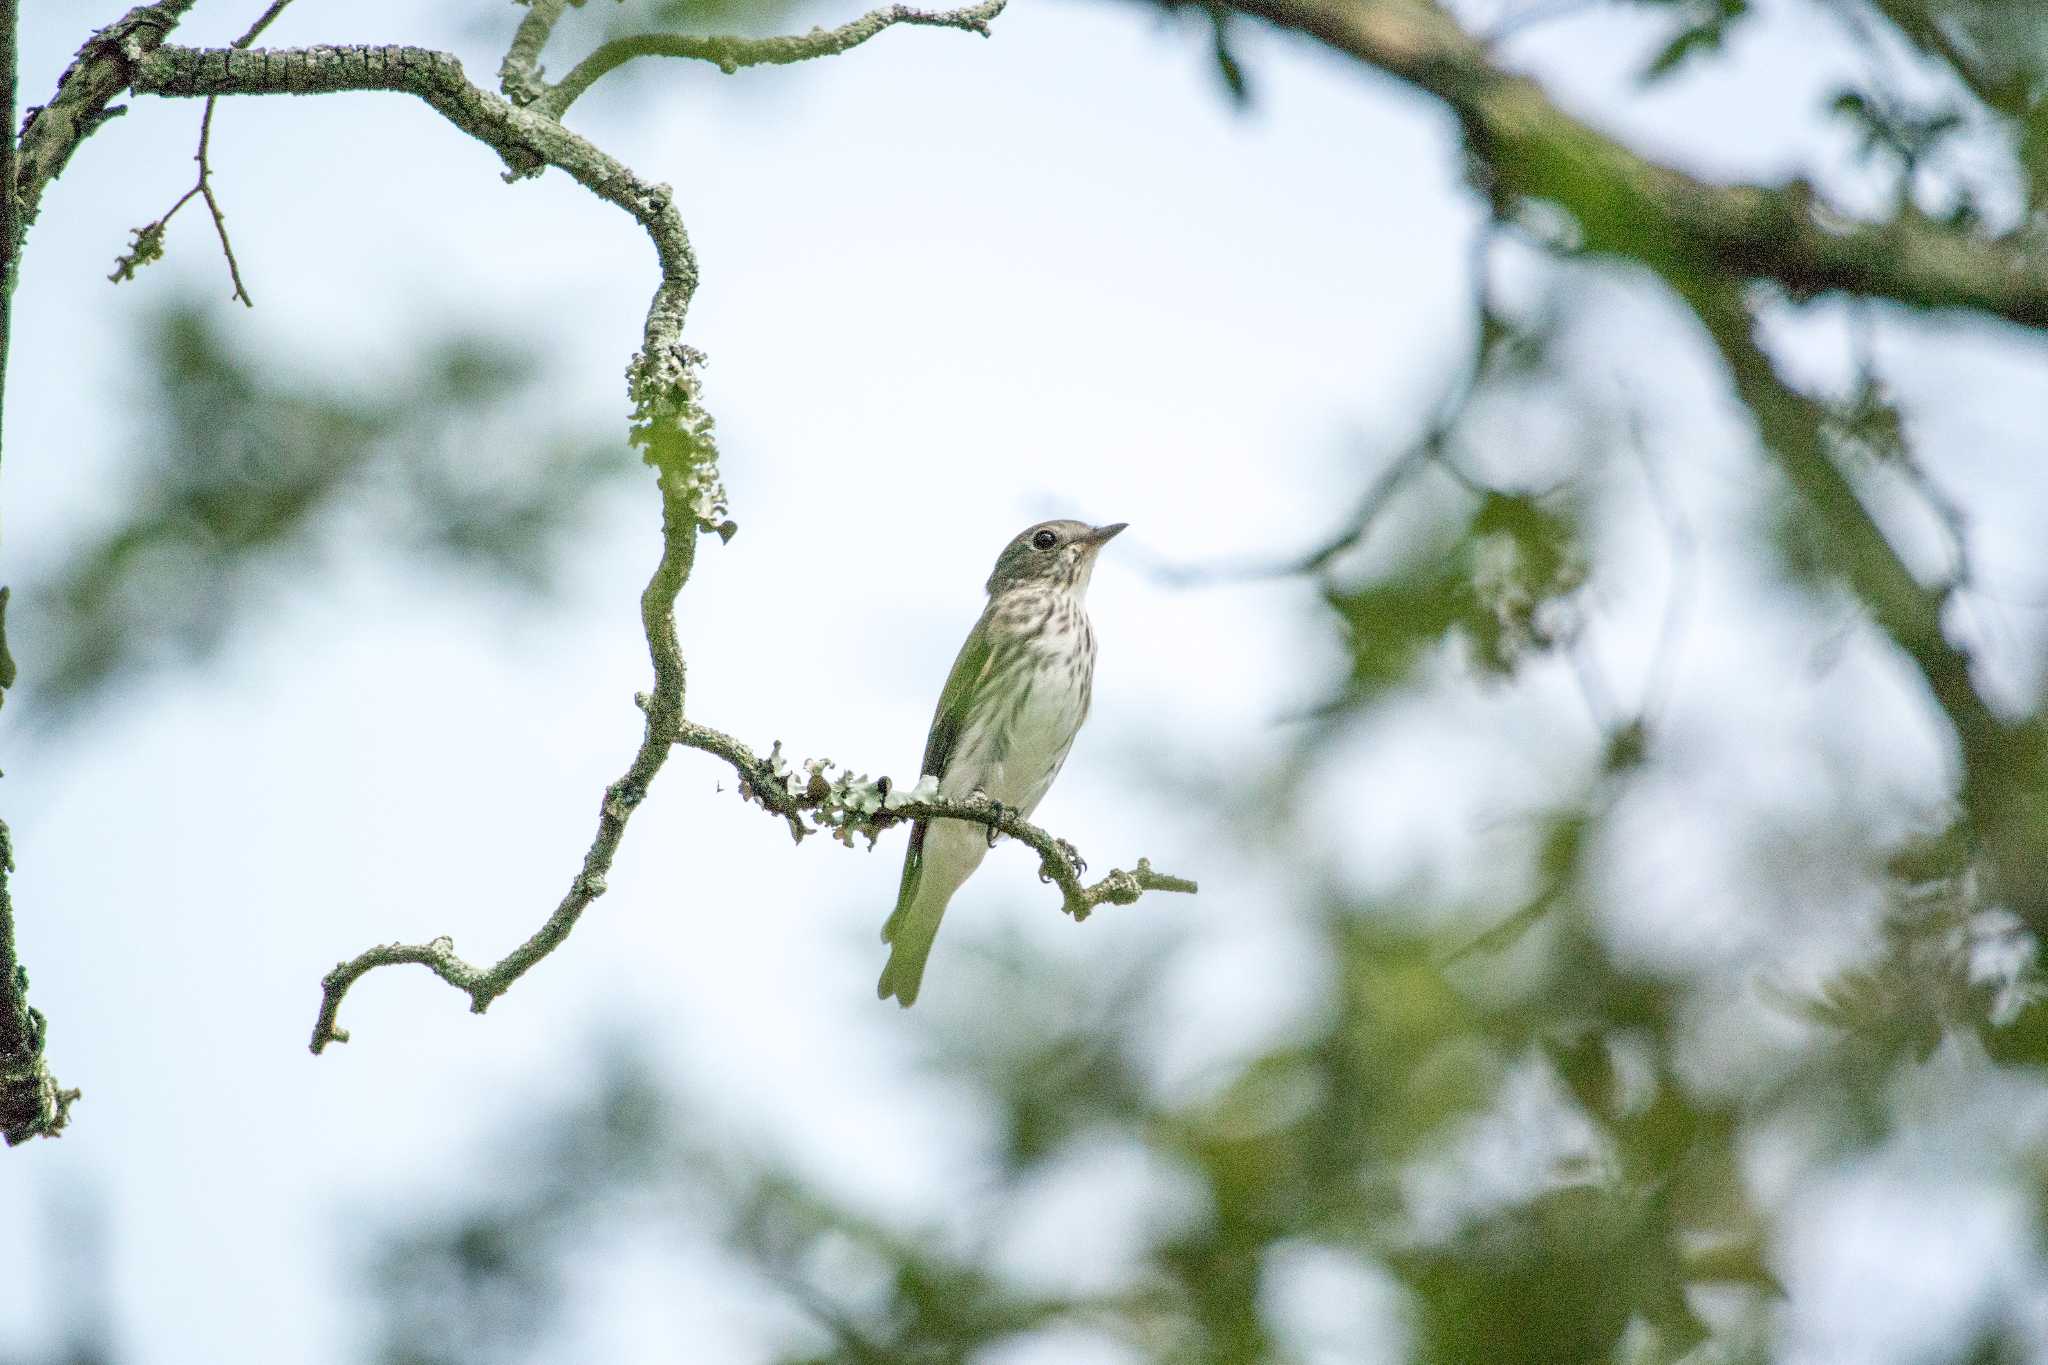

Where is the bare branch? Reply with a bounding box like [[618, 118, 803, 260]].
[[532, 0, 1007, 120]]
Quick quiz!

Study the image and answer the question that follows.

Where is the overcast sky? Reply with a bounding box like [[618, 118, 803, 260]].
[[4, 1, 2048, 1361]]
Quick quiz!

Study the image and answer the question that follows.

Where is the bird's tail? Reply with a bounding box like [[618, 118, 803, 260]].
[[878, 820, 983, 1008], [877, 904, 941, 1008]]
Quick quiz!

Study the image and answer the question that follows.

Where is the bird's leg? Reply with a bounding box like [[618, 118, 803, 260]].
[[973, 790, 1007, 848]]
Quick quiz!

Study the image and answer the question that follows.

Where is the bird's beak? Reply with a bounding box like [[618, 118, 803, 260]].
[[1086, 522, 1129, 547]]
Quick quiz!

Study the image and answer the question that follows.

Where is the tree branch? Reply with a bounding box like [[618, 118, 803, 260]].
[[1684, 281, 2048, 929], [128, 23, 1038, 1049], [1209, 0, 2048, 331], [130, 42, 723, 510], [117, 37, 734, 1053], [531, 0, 1007, 121], [500, 0, 574, 108], [107, 0, 297, 301], [1, 0, 18, 447], [670, 721, 1199, 921], [13, 1, 197, 258], [1201, 0, 2048, 922], [0, 821, 79, 1143], [310, 476, 701, 1055], [0, 0, 81, 1145]]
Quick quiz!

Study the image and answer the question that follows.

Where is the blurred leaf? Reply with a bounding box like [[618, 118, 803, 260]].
[[1325, 488, 1586, 704], [1638, 0, 1749, 84], [1206, 5, 1252, 107], [19, 302, 632, 715]]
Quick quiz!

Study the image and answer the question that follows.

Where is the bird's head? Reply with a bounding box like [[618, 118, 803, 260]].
[[985, 519, 1127, 597]]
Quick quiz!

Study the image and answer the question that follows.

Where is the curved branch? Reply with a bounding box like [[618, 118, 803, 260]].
[[119, 41, 728, 1053], [533, 0, 1006, 120], [671, 721, 1199, 921], [12, 1, 197, 260], [133, 44, 703, 387], [310, 478, 700, 1055]]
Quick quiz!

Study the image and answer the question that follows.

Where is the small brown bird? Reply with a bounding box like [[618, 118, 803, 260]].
[[877, 519, 1127, 1006]]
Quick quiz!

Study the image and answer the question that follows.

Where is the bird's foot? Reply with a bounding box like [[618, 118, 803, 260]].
[[1056, 838, 1087, 875], [976, 794, 1008, 848]]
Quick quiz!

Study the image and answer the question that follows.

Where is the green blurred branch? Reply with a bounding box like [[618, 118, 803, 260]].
[[528, 0, 1008, 121], [1207, 0, 2048, 929], [1688, 281, 2048, 931], [1208, 0, 2048, 330]]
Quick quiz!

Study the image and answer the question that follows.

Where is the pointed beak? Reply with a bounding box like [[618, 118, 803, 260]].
[[1086, 522, 1129, 547]]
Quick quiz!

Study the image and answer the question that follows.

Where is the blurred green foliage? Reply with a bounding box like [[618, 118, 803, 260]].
[[16, 302, 631, 715]]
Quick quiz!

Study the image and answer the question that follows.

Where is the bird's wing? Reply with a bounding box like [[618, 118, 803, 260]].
[[885, 606, 1000, 945], [921, 602, 1001, 780]]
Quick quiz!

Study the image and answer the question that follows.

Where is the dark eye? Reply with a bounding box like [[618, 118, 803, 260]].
[[1032, 529, 1058, 550]]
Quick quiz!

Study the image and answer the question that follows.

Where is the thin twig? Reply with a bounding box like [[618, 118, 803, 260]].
[[109, 0, 293, 301]]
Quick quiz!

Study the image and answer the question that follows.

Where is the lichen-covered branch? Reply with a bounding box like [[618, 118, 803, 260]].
[[130, 41, 727, 534], [0, 0, 81, 1146], [130, 14, 1017, 1049], [671, 721, 1199, 922], [107, 0, 297, 302], [1212, 0, 2048, 331], [12, 1, 196, 259], [500, 0, 575, 107], [114, 35, 732, 1054], [0, 821, 79, 1143], [532, 0, 1007, 120], [309, 477, 701, 1055]]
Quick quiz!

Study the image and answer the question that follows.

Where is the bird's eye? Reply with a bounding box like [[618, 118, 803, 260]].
[[1032, 529, 1058, 550]]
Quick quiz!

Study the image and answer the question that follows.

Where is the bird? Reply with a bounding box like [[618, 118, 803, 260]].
[[877, 518, 1127, 1007]]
